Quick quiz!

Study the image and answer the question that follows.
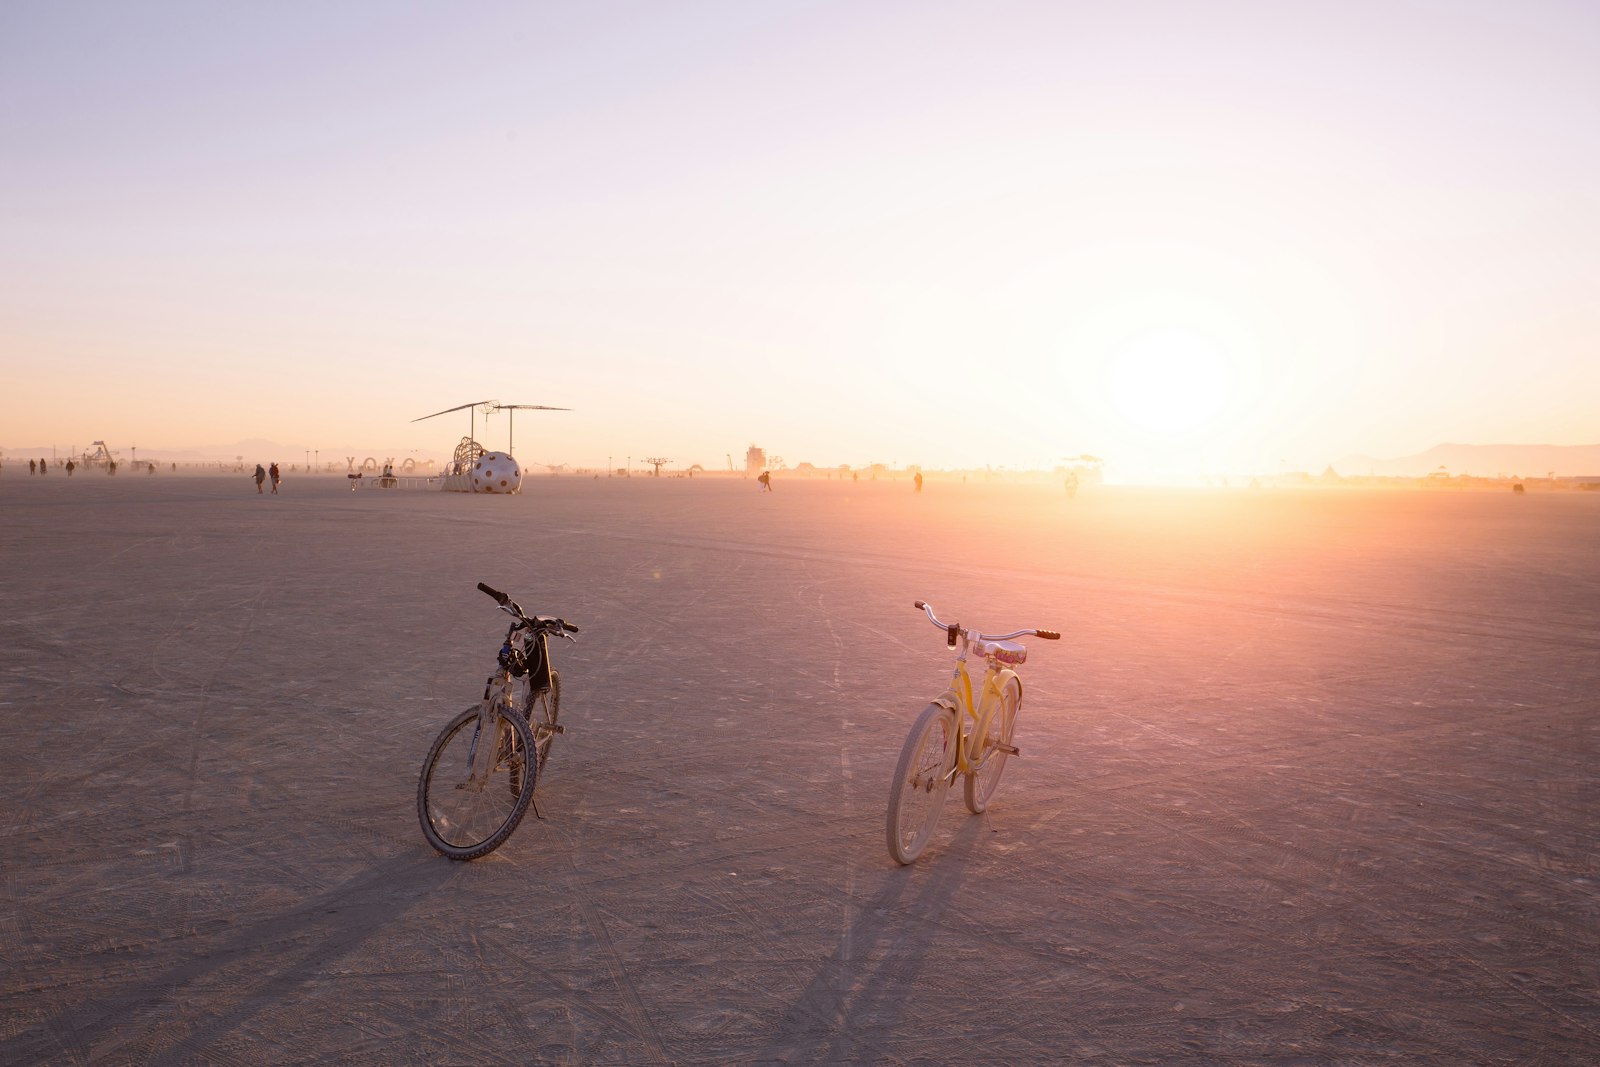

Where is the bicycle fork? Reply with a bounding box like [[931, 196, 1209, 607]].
[[458, 681, 511, 791]]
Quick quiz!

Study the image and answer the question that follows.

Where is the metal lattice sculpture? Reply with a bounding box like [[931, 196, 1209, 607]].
[[450, 437, 486, 477]]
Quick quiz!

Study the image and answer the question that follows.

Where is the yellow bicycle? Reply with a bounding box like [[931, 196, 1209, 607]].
[[886, 600, 1060, 864]]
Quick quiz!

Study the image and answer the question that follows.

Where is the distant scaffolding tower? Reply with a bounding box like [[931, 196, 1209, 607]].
[[745, 444, 766, 477]]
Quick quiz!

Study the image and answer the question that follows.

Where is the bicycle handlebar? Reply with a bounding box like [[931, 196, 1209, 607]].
[[913, 600, 1059, 642], [478, 581, 580, 633]]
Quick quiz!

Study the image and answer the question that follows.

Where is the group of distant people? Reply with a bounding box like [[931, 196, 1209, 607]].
[[25, 458, 89, 475], [23, 457, 135, 476], [252, 463, 282, 494]]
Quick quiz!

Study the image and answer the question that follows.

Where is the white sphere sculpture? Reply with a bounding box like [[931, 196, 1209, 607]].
[[471, 451, 523, 494]]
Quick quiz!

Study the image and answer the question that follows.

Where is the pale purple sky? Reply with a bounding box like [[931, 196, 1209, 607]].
[[3, 0, 1597, 479]]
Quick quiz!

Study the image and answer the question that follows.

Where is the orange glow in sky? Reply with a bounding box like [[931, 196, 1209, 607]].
[[2, 1, 1596, 481]]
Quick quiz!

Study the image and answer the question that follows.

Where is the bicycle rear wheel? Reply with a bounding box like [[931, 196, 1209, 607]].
[[418, 703, 536, 860], [529, 670, 561, 771], [964, 676, 1020, 814], [886, 703, 954, 864]]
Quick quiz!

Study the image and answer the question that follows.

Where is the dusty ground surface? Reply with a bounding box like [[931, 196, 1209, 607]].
[[1, 471, 1596, 1065]]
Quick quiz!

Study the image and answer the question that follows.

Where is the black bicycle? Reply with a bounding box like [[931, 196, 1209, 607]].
[[417, 582, 578, 860]]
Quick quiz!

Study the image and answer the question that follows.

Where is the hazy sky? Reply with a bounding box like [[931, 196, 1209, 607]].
[[3, 0, 1597, 480]]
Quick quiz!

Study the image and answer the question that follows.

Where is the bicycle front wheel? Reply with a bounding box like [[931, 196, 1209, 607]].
[[418, 703, 536, 860], [886, 703, 954, 864], [964, 676, 1020, 814]]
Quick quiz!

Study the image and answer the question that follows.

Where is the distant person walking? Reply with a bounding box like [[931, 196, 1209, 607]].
[[913, 471, 923, 493], [253, 464, 267, 493], [29, 459, 36, 475], [269, 462, 281, 494], [757, 470, 772, 492], [65, 460, 75, 476], [39, 458, 47, 475]]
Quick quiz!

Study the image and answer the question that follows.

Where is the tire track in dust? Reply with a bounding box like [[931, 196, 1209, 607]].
[[1087, 791, 1598, 1053], [464, 923, 545, 1059], [571, 895, 671, 1064], [793, 563, 871, 1000]]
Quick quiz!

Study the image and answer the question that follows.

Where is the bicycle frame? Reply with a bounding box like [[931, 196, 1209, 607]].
[[916, 599, 1050, 775], [461, 661, 519, 789], [462, 601, 570, 790], [927, 634, 1022, 782]]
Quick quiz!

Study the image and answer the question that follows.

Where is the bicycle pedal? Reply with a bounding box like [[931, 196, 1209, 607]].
[[996, 743, 1020, 756]]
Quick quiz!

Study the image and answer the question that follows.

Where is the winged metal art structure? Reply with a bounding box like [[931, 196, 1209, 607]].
[[412, 400, 571, 493]]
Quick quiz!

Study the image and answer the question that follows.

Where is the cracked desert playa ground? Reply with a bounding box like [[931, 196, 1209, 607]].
[[2, 474, 1596, 1065]]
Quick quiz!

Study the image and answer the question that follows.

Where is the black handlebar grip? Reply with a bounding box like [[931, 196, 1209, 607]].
[[477, 582, 509, 605], [914, 600, 927, 609], [1036, 630, 1062, 640], [563, 621, 581, 633]]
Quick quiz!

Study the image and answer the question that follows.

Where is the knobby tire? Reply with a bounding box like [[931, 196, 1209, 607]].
[[418, 703, 536, 860]]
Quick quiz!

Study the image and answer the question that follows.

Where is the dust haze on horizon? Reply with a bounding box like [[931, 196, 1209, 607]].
[[2, 1, 1597, 483]]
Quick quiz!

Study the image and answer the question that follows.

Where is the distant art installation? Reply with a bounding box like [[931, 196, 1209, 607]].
[[442, 437, 488, 492], [470, 451, 522, 494], [415, 400, 569, 495]]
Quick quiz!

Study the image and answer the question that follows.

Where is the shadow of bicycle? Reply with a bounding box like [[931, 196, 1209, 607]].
[[754, 817, 992, 1062], [5, 849, 464, 1065]]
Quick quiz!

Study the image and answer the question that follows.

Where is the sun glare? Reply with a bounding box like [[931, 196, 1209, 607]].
[[1100, 330, 1235, 437]]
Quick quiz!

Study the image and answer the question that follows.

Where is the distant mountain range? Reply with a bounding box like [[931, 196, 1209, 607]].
[[1332, 443, 1600, 479]]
